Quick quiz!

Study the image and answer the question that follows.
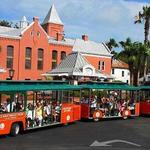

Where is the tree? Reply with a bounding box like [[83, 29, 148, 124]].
[[106, 38, 118, 52], [0, 20, 12, 27], [135, 6, 150, 77], [118, 38, 150, 86], [14, 23, 19, 29], [0, 20, 19, 28], [118, 38, 135, 85], [135, 5, 150, 44]]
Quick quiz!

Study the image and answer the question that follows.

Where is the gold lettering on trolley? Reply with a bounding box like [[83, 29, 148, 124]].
[[0, 112, 24, 119], [62, 107, 72, 113]]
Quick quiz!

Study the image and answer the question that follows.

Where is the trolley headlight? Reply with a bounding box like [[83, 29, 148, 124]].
[[0, 123, 5, 129]]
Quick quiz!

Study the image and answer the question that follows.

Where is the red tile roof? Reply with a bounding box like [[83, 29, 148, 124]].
[[112, 59, 129, 69]]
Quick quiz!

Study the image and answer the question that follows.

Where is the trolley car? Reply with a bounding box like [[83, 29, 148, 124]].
[[0, 81, 81, 136], [80, 83, 140, 121]]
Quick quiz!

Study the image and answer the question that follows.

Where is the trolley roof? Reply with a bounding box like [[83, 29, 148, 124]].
[[0, 81, 142, 92], [80, 84, 140, 91], [0, 84, 81, 92]]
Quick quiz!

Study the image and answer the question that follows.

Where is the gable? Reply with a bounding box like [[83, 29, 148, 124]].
[[21, 19, 48, 42]]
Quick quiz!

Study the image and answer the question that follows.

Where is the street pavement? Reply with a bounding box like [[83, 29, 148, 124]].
[[0, 117, 150, 150]]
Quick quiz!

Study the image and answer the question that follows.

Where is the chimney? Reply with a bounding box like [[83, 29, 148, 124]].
[[82, 34, 88, 41], [33, 16, 39, 22]]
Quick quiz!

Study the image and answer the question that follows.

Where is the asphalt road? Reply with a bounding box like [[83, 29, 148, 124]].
[[0, 117, 150, 150]]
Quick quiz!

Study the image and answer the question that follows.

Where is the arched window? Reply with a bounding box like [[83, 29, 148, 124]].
[[7, 45, 14, 68], [52, 50, 57, 69], [61, 51, 66, 60], [25, 47, 32, 69], [37, 48, 44, 70]]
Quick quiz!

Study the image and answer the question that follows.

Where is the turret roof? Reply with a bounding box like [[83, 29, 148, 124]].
[[42, 4, 63, 25]]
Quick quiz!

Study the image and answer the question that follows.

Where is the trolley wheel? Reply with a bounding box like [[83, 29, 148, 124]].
[[10, 123, 20, 136], [93, 110, 103, 122], [122, 110, 131, 120]]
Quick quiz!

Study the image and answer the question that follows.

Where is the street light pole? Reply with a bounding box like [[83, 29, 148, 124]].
[[9, 68, 15, 80]]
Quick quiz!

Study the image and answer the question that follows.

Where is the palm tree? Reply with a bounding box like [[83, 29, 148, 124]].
[[106, 38, 118, 52], [135, 6, 150, 78], [118, 38, 150, 85], [119, 38, 135, 85], [135, 6, 150, 44]]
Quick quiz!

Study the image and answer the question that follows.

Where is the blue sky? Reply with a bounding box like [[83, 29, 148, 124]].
[[0, 0, 149, 45]]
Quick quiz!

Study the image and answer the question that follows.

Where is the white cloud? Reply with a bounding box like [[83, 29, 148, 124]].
[[0, 0, 149, 44], [121, 0, 149, 17]]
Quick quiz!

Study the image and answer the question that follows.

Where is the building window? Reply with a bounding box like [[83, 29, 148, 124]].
[[122, 71, 124, 77], [25, 47, 32, 69], [37, 31, 41, 37], [112, 68, 114, 74], [30, 31, 34, 36], [52, 50, 57, 69], [37, 48, 44, 70], [7, 46, 14, 68], [61, 51, 66, 60], [98, 61, 105, 71]]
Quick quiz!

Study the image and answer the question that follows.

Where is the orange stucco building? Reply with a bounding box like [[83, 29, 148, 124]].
[[0, 4, 112, 80]]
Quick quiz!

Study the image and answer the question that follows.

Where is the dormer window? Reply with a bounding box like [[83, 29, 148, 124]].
[[30, 31, 34, 36], [37, 31, 41, 37]]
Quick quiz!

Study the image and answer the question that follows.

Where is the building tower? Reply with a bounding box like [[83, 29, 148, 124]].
[[20, 16, 28, 28], [42, 4, 64, 41]]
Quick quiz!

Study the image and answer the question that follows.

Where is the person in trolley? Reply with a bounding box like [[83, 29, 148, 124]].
[[43, 101, 53, 124], [35, 102, 43, 126], [26, 103, 35, 127], [53, 101, 61, 122], [90, 95, 97, 116]]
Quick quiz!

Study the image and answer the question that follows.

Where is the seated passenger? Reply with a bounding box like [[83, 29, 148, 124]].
[[113, 100, 119, 116], [6, 98, 11, 112], [117, 100, 122, 116], [90, 96, 97, 116], [81, 96, 85, 103], [121, 100, 128, 111], [53, 101, 61, 122], [127, 99, 135, 114], [108, 98, 114, 116], [26, 103, 35, 127], [6, 98, 16, 112], [16, 102, 23, 112], [90, 96, 97, 108], [0, 104, 6, 113], [43, 101, 53, 124], [35, 102, 43, 126]]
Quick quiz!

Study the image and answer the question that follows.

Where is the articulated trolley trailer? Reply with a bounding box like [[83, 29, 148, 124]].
[[80, 83, 140, 121]]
